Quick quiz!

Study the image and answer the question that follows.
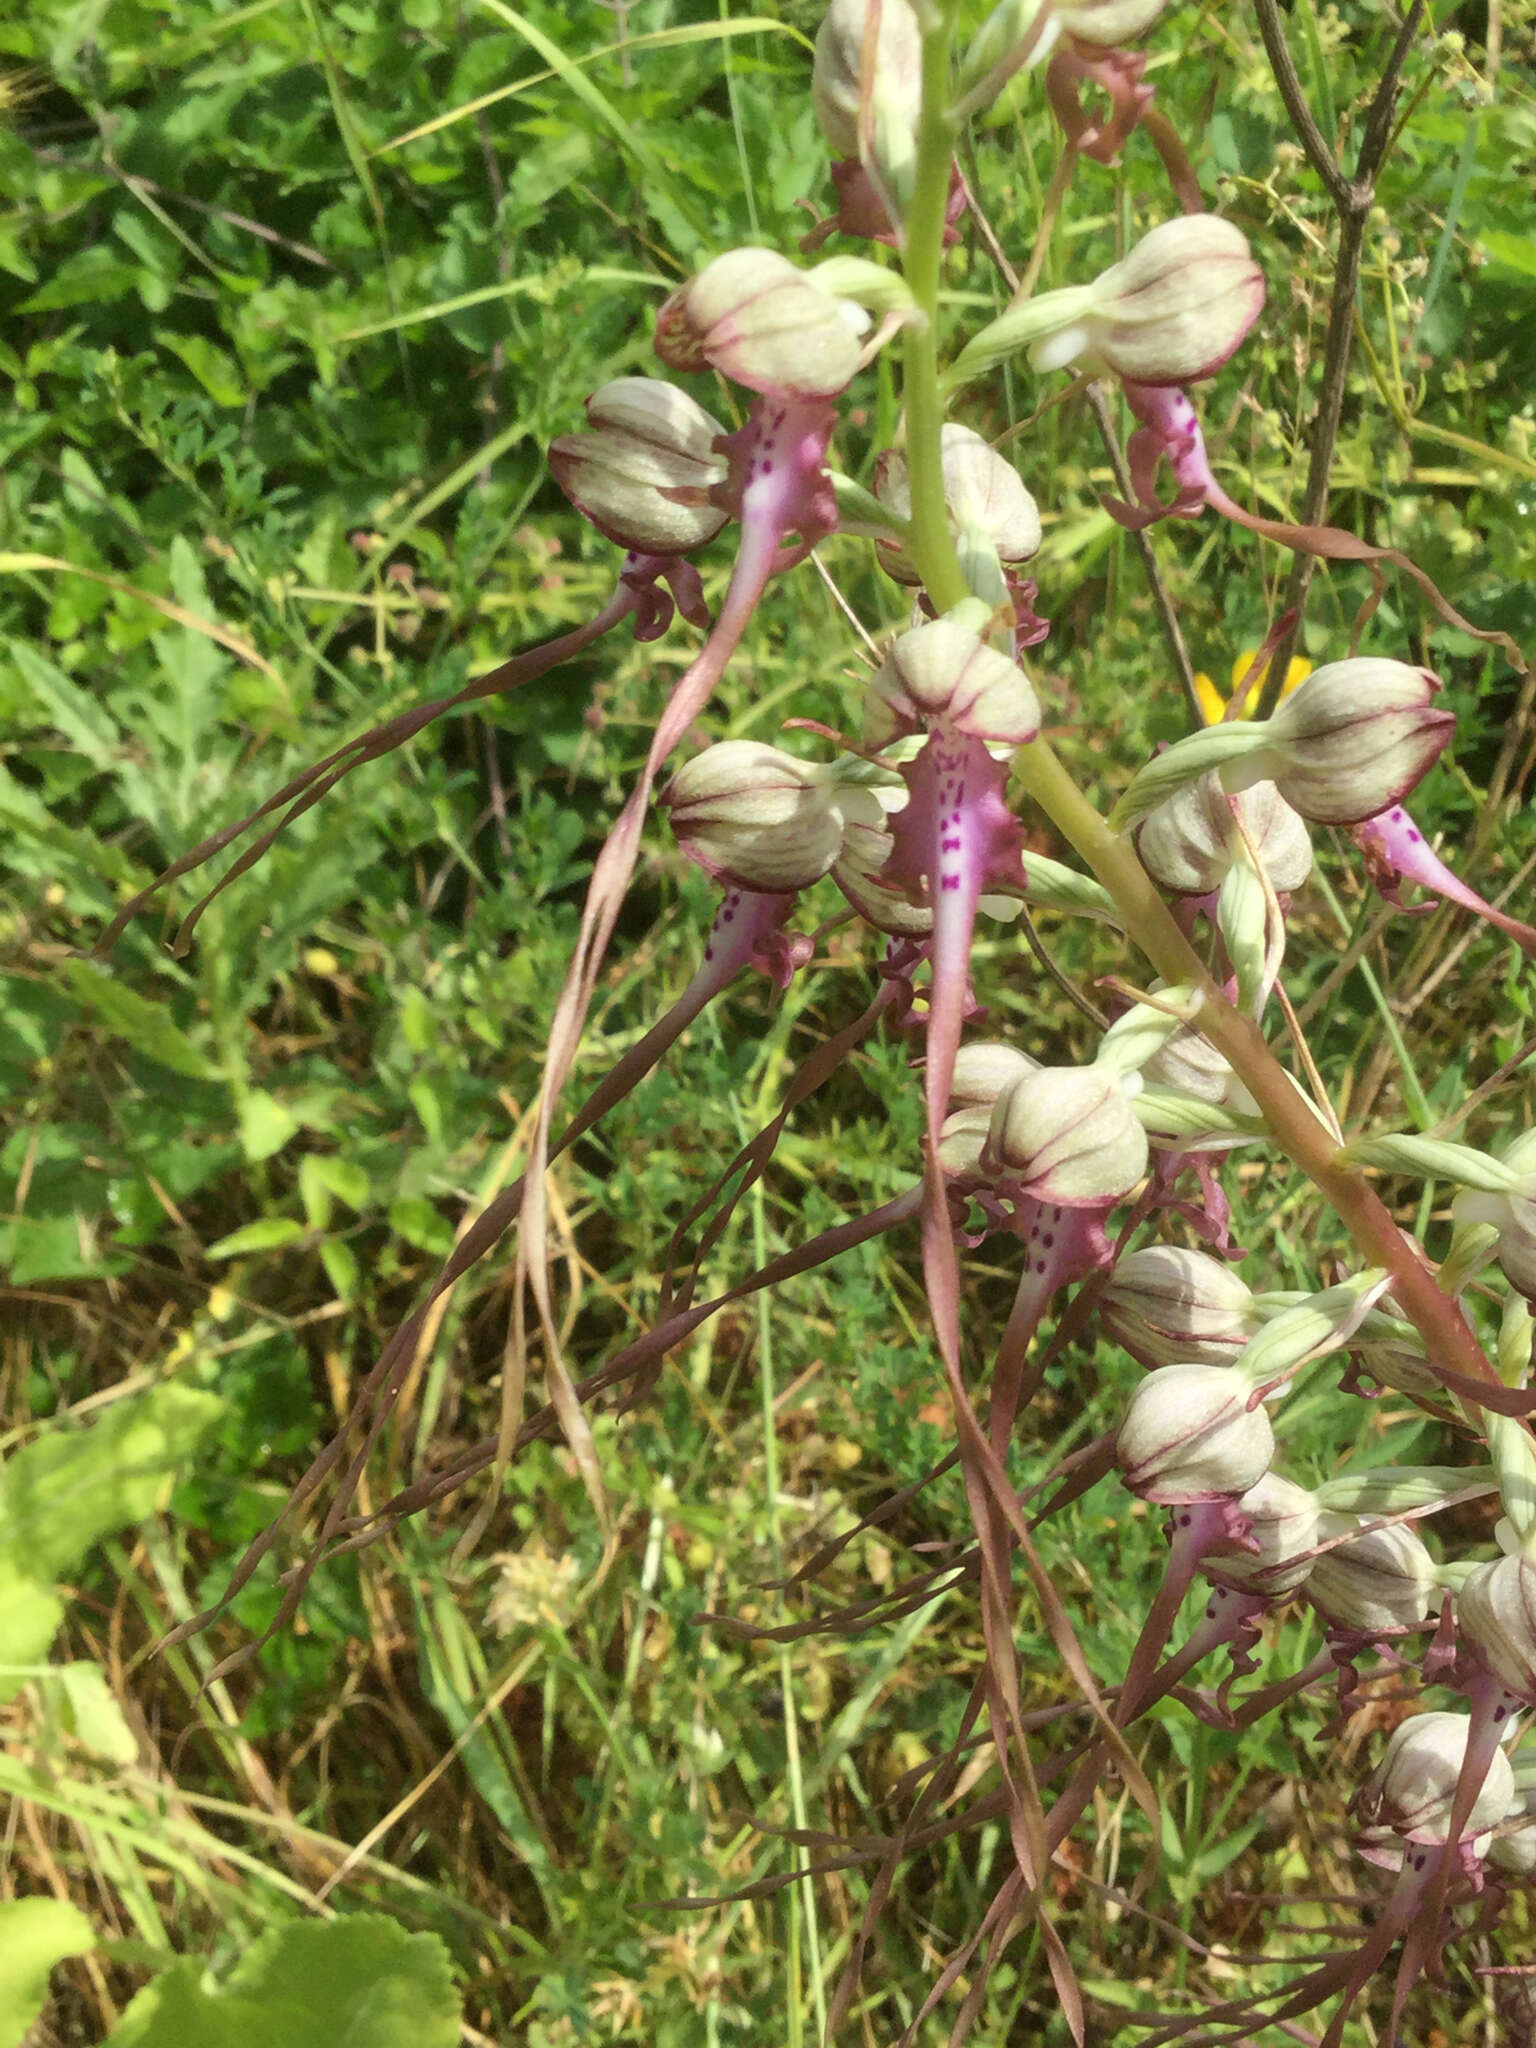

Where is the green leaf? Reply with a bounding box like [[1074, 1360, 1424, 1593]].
[[0, 1213, 131, 1287], [65, 961, 217, 1081], [0, 1567, 64, 1707], [319, 1237, 359, 1302], [52, 1662, 139, 1765], [304, 1155, 370, 1210], [239, 1090, 299, 1163], [161, 333, 246, 406], [388, 1197, 453, 1256], [18, 247, 142, 312], [1478, 230, 1536, 280], [8, 639, 121, 767], [0, 1897, 96, 2048], [206, 1216, 307, 1258], [0, 1383, 223, 1584], [105, 1916, 462, 2048]]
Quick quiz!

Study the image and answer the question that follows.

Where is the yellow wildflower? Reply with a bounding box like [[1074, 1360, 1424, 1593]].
[[1192, 649, 1313, 727]]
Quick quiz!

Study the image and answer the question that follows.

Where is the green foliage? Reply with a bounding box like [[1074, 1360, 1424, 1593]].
[[105, 1916, 462, 2048], [2, 0, 1535, 2041], [0, 1898, 96, 2048], [0, 1382, 221, 1584]]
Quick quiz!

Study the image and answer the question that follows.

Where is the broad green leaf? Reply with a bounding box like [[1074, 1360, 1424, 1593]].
[[206, 1216, 307, 1258], [52, 1663, 139, 1765], [0, 1384, 222, 1584], [0, 1567, 64, 1707], [304, 1155, 370, 1210], [0, 1213, 132, 1287], [18, 247, 141, 312], [1479, 230, 1536, 280], [64, 961, 217, 1081], [0, 1899, 94, 2048], [161, 333, 246, 406], [105, 1916, 462, 2048], [239, 1090, 299, 1163]]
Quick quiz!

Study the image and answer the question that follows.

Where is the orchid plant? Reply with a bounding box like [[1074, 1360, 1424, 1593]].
[[125, 1, 1536, 2040]]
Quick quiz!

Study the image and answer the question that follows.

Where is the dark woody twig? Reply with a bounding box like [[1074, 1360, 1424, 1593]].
[[1253, 0, 1428, 715]]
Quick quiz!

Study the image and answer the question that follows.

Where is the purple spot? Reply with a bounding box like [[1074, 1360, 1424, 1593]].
[[941, 837, 961, 852], [1036, 1257, 1048, 1273], [704, 945, 714, 961], [1042, 1233, 1054, 1249], [722, 908, 734, 923], [1496, 1704, 1508, 1722], [1178, 1512, 1192, 1528], [1407, 827, 1421, 842], [762, 459, 773, 474], [941, 875, 961, 891]]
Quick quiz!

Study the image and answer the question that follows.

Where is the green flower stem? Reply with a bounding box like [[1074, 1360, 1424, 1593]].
[[901, 6, 969, 617], [1011, 738, 1501, 1396]]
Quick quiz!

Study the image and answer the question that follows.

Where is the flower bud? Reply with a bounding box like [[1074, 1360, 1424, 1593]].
[[1143, 1017, 1259, 1113], [547, 378, 730, 555], [661, 742, 877, 892], [1458, 1553, 1536, 1701], [655, 248, 872, 399], [984, 1065, 1149, 1205], [1308, 1512, 1438, 1634], [1490, 1810, 1536, 1876], [958, 0, 1057, 94], [947, 216, 1263, 393], [939, 1044, 1040, 1175], [831, 810, 931, 935], [812, 0, 923, 196], [1101, 1245, 1259, 1366], [1115, 1362, 1275, 1504], [1316, 1466, 1486, 1519], [1454, 1152, 1536, 1302], [1205, 1471, 1320, 1597], [1356, 1711, 1516, 1849], [1052, 0, 1167, 46], [952, 1040, 1039, 1110], [1234, 658, 1454, 826], [872, 425, 1042, 587], [1033, 215, 1264, 385], [1348, 1324, 1445, 1401], [865, 616, 1041, 748], [1138, 773, 1312, 897]]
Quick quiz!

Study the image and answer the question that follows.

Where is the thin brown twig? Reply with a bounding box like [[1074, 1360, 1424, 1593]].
[[1253, 0, 1428, 715]]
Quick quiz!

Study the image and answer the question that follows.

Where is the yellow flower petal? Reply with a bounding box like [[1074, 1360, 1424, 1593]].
[[1193, 671, 1228, 726], [1229, 648, 1313, 705]]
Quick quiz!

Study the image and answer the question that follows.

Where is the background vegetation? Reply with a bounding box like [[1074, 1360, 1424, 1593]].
[[2, 0, 1536, 2039]]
